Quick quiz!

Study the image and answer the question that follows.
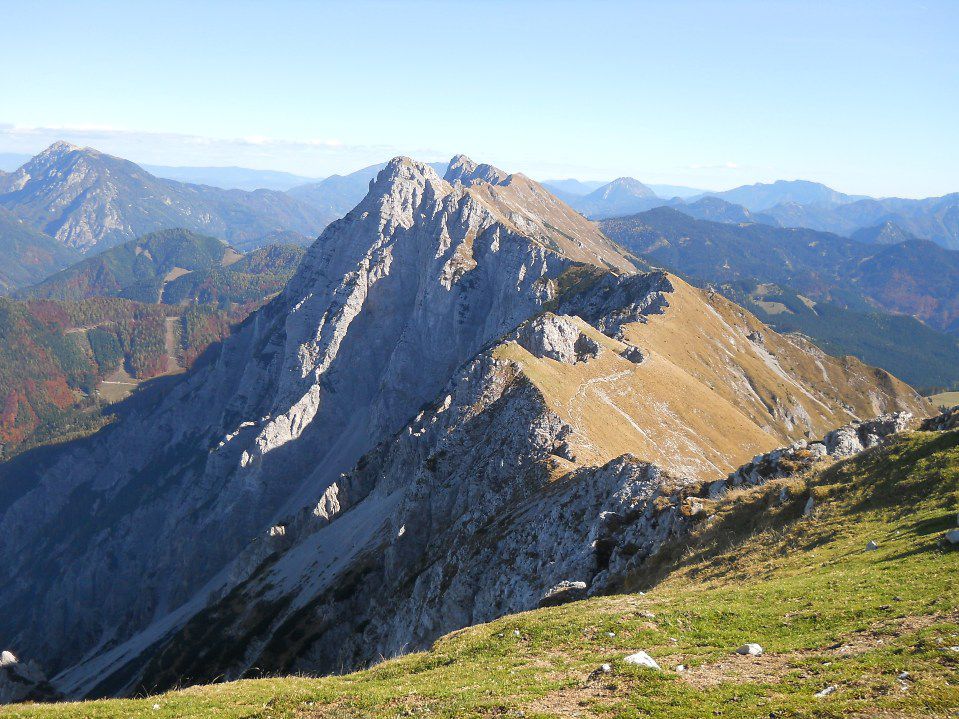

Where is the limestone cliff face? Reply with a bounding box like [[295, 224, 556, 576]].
[[0, 156, 926, 701]]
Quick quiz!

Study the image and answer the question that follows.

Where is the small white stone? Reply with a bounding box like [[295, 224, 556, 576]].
[[898, 671, 910, 680], [814, 685, 836, 698], [735, 643, 764, 656], [675, 664, 686, 672], [600, 663, 612, 673], [623, 651, 660, 669], [513, 630, 521, 637], [0, 650, 17, 666], [945, 528, 959, 545]]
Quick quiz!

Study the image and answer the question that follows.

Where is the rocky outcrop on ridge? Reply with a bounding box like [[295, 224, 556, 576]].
[[921, 405, 959, 432]]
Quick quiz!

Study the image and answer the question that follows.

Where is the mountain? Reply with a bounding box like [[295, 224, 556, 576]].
[[287, 161, 448, 219], [0, 208, 81, 293], [142, 165, 321, 191], [18, 228, 303, 306], [674, 196, 780, 226], [599, 208, 959, 389], [540, 178, 606, 197], [850, 220, 917, 245], [0, 142, 330, 254], [0, 156, 924, 701], [8, 412, 955, 714], [764, 193, 959, 250], [568, 177, 661, 218], [698, 179, 865, 211], [601, 207, 959, 332]]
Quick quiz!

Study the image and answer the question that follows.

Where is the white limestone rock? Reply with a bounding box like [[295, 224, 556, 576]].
[[514, 313, 600, 364], [624, 651, 660, 669]]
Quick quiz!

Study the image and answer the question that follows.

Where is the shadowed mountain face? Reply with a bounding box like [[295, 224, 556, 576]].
[[17, 228, 304, 306], [0, 232, 305, 458], [0, 143, 330, 254], [0, 208, 80, 293], [850, 220, 917, 245], [0, 156, 925, 701]]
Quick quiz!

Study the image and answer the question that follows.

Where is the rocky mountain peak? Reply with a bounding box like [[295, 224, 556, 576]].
[[444, 154, 511, 186], [0, 144, 329, 253], [597, 177, 657, 199], [38, 140, 84, 158]]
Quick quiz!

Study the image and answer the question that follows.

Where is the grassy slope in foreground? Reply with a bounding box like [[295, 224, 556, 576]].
[[5, 429, 959, 719]]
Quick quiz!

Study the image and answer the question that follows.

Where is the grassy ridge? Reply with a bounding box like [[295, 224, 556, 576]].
[[5, 429, 958, 718]]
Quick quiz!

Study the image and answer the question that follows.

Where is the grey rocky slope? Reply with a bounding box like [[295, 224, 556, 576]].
[[0, 142, 330, 253], [0, 156, 925, 701]]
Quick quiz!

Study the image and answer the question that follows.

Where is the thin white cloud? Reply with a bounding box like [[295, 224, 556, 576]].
[[0, 123, 431, 175]]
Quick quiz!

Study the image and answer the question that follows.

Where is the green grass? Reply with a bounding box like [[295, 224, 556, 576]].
[[5, 430, 959, 718]]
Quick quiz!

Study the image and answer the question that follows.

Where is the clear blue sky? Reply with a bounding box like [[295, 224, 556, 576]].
[[1, 0, 956, 197]]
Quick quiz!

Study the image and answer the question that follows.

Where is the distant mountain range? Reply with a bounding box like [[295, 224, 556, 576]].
[[543, 179, 707, 200], [762, 193, 959, 250], [600, 207, 959, 390], [0, 142, 330, 254], [544, 174, 959, 250], [142, 164, 322, 191], [694, 179, 868, 211]]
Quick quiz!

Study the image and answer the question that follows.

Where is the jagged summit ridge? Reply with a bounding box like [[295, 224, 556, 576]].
[[444, 154, 511, 186]]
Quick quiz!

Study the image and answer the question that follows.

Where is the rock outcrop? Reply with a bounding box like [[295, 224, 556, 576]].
[[921, 405, 959, 432], [0, 652, 58, 704], [719, 412, 913, 493]]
